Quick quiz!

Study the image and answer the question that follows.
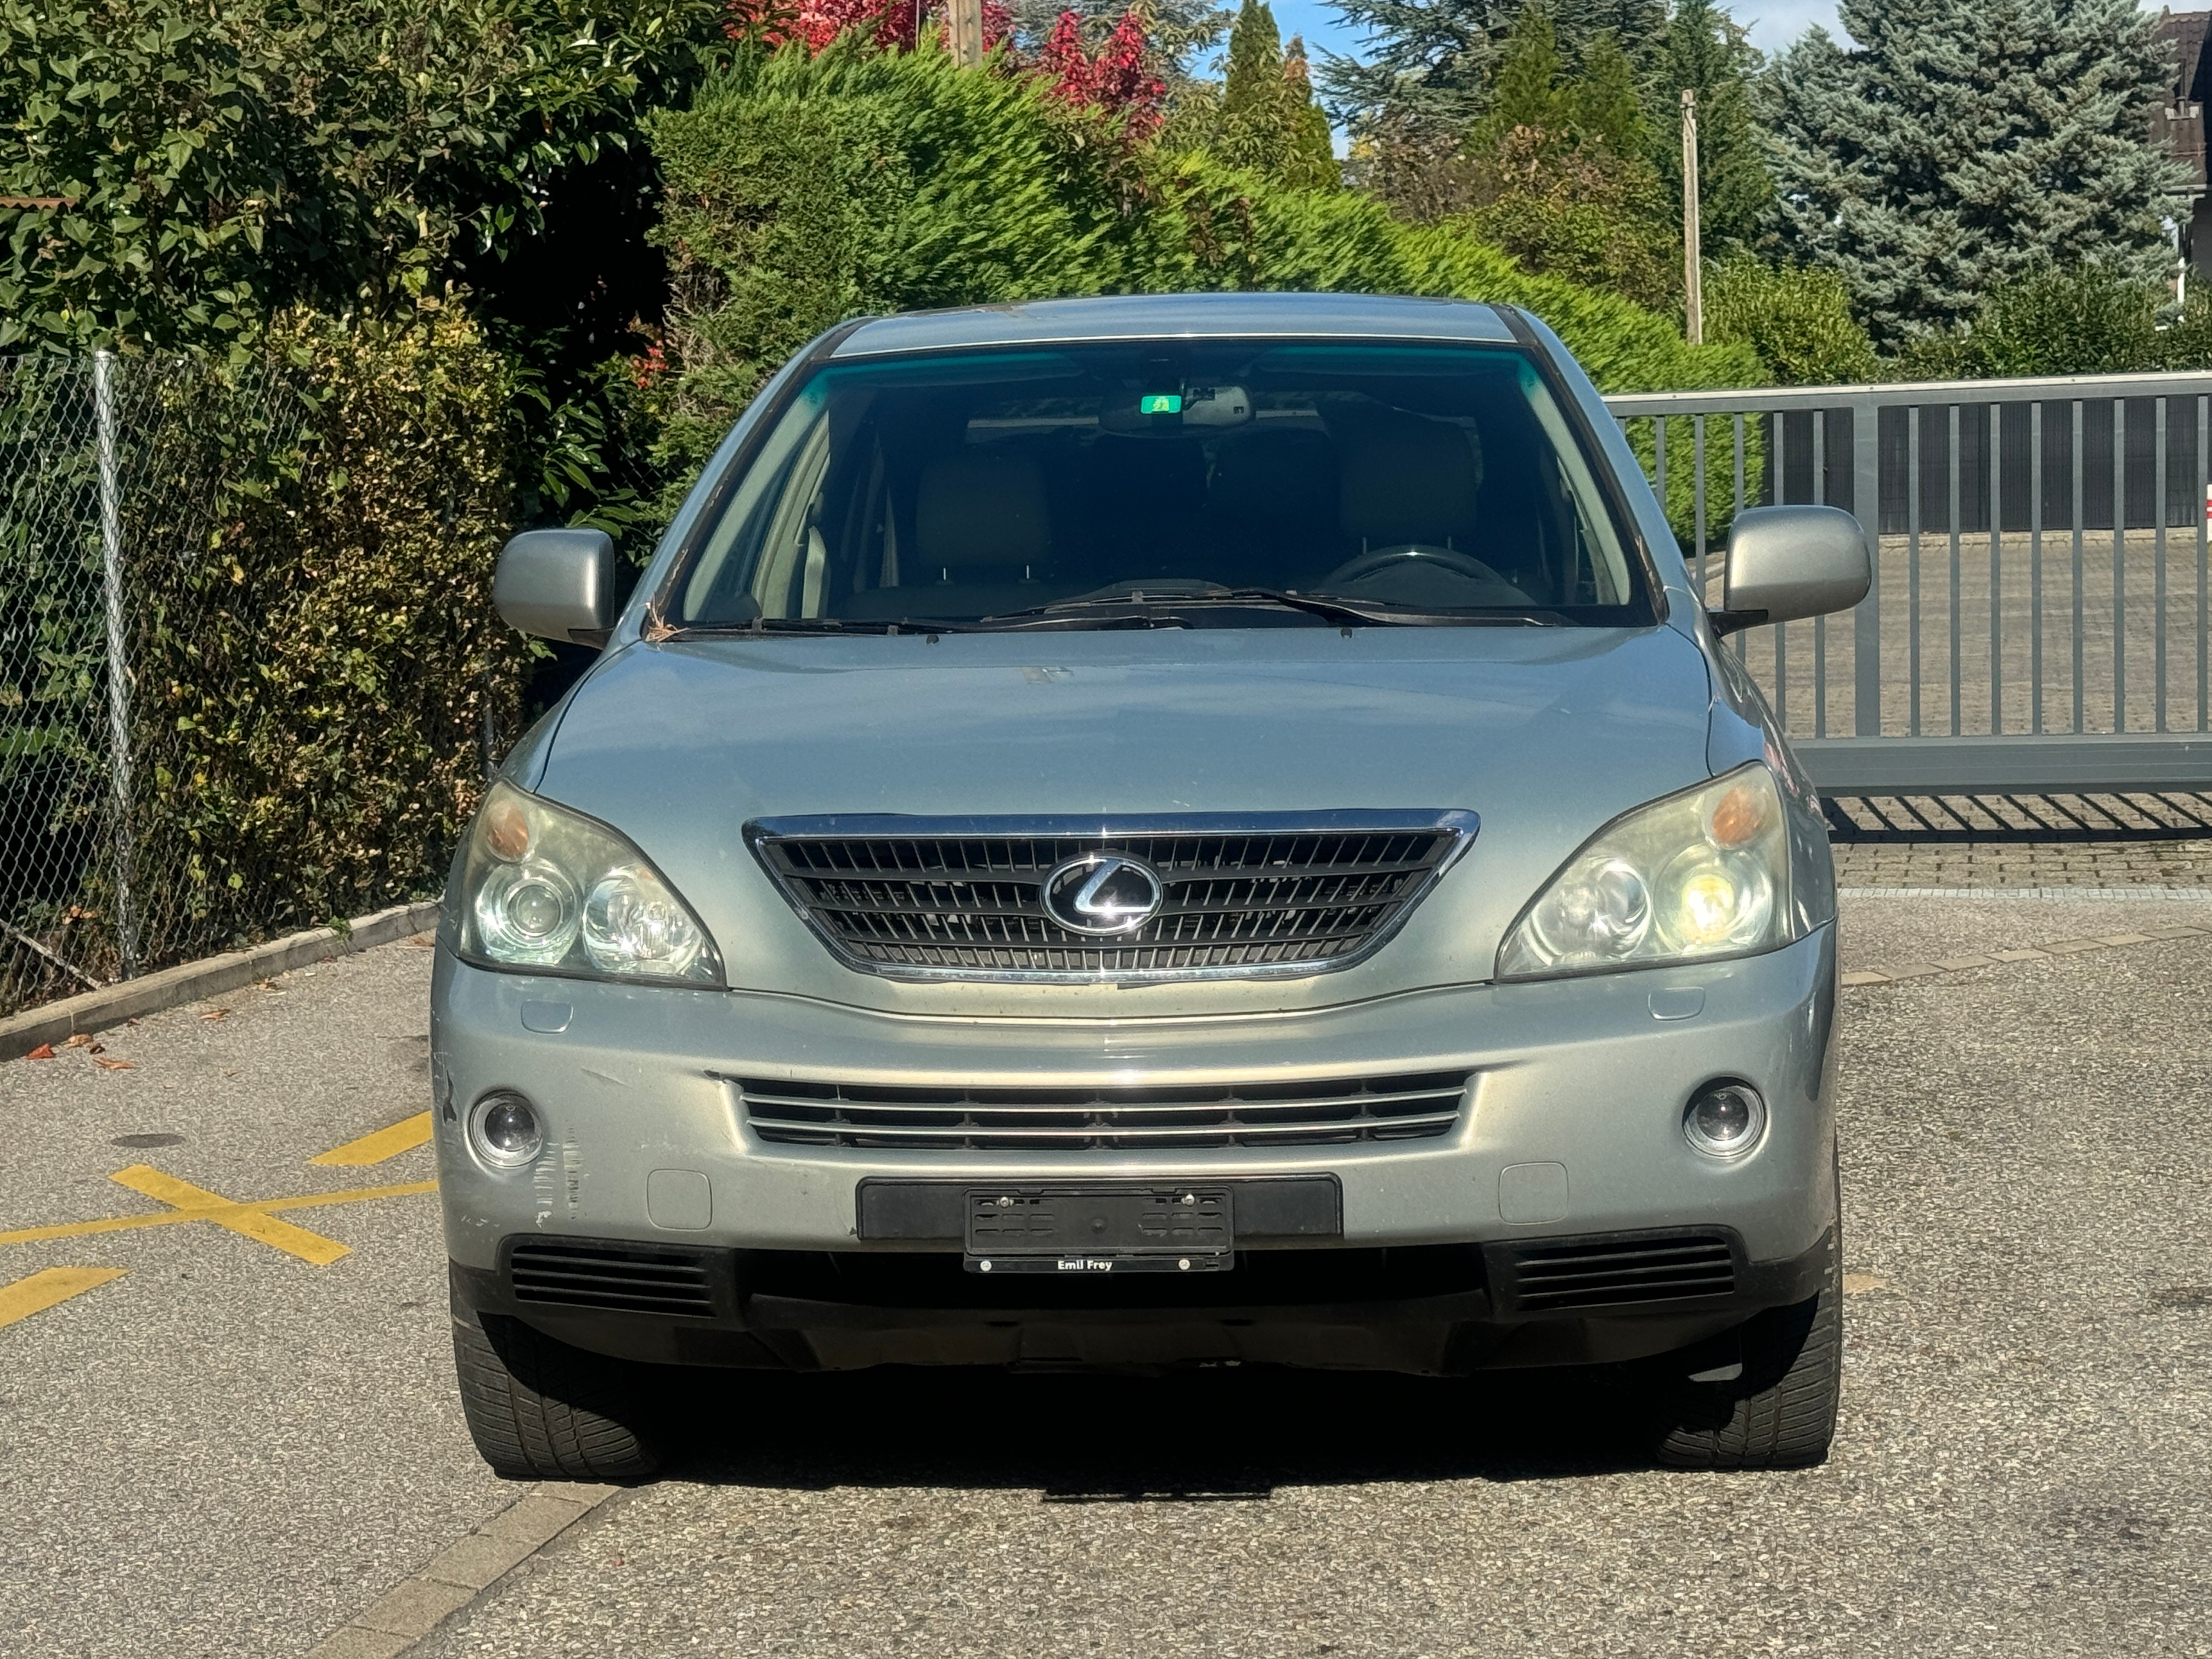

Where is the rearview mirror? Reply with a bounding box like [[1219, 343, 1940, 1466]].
[[494, 528, 618, 646], [1713, 505, 1871, 637]]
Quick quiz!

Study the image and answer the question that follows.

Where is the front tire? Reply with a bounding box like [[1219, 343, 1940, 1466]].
[[453, 1313, 664, 1480], [1650, 1242, 1843, 1471]]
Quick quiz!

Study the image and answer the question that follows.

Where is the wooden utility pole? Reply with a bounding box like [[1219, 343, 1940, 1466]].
[[1680, 87, 1703, 346], [950, 0, 984, 66]]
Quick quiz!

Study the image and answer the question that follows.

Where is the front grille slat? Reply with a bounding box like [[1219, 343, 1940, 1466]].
[[737, 1071, 1469, 1153], [738, 1084, 1463, 1116], [752, 815, 1472, 980]]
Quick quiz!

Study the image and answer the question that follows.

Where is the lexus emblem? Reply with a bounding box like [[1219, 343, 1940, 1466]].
[[1040, 853, 1165, 936]]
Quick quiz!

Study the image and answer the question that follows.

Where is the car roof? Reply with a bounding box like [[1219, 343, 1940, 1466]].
[[831, 292, 1520, 357]]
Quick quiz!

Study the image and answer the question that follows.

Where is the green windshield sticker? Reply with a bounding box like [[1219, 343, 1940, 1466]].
[[1139, 393, 1183, 415]]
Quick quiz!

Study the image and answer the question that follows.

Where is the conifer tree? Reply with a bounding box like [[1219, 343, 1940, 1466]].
[[1649, 0, 1768, 251], [1481, 2, 1567, 133], [1765, 0, 2187, 343], [1453, 5, 1678, 306], [1318, 0, 1662, 139], [1216, 0, 1290, 171], [1282, 36, 1344, 189], [1184, 2, 1340, 187], [1320, 0, 1510, 138], [1570, 27, 1643, 154], [1465, 8, 1642, 163]]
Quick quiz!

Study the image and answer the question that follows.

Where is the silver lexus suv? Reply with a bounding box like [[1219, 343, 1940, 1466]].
[[432, 292, 1871, 1479]]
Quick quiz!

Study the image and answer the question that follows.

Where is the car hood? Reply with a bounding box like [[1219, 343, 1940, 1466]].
[[526, 625, 1717, 1017]]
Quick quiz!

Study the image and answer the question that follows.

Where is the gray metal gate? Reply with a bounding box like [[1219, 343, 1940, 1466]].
[[1603, 372, 2212, 796]]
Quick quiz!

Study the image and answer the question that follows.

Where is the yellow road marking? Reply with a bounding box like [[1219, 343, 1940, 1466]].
[[108, 1165, 353, 1265], [0, 1178, 437, 1249], [0, 1266, 126, 1330], [309, 1111, 433, 1167]]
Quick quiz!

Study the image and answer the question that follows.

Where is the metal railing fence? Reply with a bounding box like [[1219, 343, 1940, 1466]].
[[1, 353, 307, 1017], [1605, 371, 2212, 797]]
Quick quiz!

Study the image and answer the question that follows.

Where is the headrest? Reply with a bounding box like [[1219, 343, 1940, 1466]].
[[915, 451, 1052, 570], [1209, 428, 1337, 525], [1336, 417, 1484, 548]]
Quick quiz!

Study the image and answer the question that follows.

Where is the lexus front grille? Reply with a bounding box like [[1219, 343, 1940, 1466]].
[[736, 1070, 1471, 1152], [746, 810, 1477, 981]]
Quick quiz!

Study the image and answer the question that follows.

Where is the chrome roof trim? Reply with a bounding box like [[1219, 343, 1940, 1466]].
[[830, 294, 1517, 359]]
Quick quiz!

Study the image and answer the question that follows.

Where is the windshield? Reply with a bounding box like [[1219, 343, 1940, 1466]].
[[670, 341, 1651, 630]]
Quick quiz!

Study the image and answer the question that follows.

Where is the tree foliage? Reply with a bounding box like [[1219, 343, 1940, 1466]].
[[1888, 267, 2212, 380], [1468, 41, 1674, 300], [1702, 257, 1876, 384], [1007, 0, 1228, 80], [1318, 0, 1664, 140], [1763, 0, 2188, 345], [1216, 0, 1290, 167], [1199, 1, 1337, 185], [1649, 0, 1767, 252], [1356, 8, 1675, 304], [1036, 7, 1169, 132], [0, 0, 729, 353], [1338, 0, 1765, 277], [1282, 39, 1342, 190]]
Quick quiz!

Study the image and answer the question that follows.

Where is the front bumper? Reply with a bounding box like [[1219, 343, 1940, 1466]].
[[431, 926, 1839, 1372]]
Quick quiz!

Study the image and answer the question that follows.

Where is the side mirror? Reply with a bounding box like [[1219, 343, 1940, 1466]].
[[1712, 505, 1872, 637], [494, 528, 618, 646]]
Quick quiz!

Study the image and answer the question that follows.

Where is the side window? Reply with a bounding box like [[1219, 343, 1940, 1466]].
[[1519, 362, 1631, 606], [680, 385, 829, 621], [748, 417, 834, 618]]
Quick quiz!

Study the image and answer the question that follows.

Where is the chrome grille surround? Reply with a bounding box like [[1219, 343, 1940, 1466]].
[[744, 810, 1479, 982], [733, 1070, 1471, 1152]]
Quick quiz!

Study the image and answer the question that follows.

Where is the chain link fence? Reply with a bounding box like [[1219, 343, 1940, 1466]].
[[1, 353, 310, 1016]]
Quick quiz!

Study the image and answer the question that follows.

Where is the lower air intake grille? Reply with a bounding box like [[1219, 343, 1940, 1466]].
[[737, 1070, 1470, 1152], [1500, 1233, 1737, 1311], [508, 1241, 715, 1317]]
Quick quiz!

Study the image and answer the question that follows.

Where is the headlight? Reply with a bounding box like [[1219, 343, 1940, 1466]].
[[1497, 763, 1797, 980], [454, 780, 724, 986]]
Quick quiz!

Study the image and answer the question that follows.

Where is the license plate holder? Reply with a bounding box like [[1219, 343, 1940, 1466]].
[[963, 1184, 1233, 1274]]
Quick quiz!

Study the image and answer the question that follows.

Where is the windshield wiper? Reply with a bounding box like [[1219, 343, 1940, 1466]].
[[1214, 588, 1578, 626], [664, 616, 992, 637], [977, 586, 1566, 629]]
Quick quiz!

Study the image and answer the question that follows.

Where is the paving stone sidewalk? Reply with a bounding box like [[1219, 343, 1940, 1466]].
[[1825, 791, 2212, 888], [1830, 839, 2212, 887]]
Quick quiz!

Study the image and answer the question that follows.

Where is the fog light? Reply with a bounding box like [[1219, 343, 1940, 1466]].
[[469, 1090, 543, 1169], [1684, 1081, 1766, 1158]]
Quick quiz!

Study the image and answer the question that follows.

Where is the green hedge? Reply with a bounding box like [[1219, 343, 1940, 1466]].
[[143, 310, 529, 947], [641, 40, 1763, 522], [0, 308, 529, 1012]]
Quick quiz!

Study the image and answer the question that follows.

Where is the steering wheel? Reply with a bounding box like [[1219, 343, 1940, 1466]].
[[1322, 544, 1513, 590]]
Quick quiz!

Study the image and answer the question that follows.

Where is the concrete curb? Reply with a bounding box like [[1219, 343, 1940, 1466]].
[[0, 898, 443, 1063], [306, 1481, 618, 1658]]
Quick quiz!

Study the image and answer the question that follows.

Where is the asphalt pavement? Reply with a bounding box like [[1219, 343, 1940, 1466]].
[[5, 894, 2211, 1657]]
